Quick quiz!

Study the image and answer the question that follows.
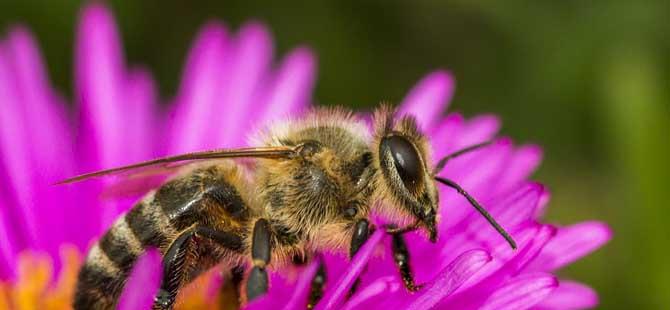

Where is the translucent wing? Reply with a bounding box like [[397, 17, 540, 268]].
[[57, 146, 297, 184]]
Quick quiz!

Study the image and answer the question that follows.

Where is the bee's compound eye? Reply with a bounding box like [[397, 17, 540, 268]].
[[382, 135, 422, 189]]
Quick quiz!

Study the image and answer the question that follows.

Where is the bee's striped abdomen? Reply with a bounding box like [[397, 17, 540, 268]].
[[74, 198, 176, 309], [100, 216, 144, 273], [74, 164, 253, 309], [74, 245, 125, 309]]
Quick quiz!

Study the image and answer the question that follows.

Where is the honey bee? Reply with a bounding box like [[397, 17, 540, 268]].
[[61, 106, 516, 310]]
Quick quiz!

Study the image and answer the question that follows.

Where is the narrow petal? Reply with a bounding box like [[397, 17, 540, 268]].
[[217, 22, 273, 147], [123, 68, 157, 162], [341, 276, 401, 310], [256, 47, 316, 127], [440, 182, 543, 249], [0, 45, 39, 248], [480, 273, 558, 310], [6, 27, 73, 171], [0, 206, 18, 278], [398, 71, 454, 130], [495, 144, 543, 194], [76, 3, 126, 168], [75, 3, 131, 237], [5, 27, 74, 255], [167, 22, 229, 153], [404, 249, 491, 310], [467, 183, 544, 237], [528, 221, 612, 271], [441, 224, 556, 308], [282, 260, 320, 310], [314, 229, 384, 310], [117, 249, 162, 310], [534, 280, 599, 310], [429, 113, 464, 162], [452, 114, 500, 149], [437, 138, 514, 227]]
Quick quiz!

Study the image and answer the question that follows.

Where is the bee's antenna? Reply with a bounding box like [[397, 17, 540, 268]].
[[432, 140, 493, 175], [434, 176, 517, 249]]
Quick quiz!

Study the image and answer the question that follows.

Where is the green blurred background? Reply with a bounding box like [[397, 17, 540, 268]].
[[1, 1, 668, 308]]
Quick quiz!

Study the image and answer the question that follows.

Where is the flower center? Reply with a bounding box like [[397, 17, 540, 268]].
[[0, 246, 237, 309]]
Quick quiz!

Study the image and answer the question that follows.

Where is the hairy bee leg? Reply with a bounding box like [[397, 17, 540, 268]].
[[246, 219, 272, 301], [218, 266, 244, 310], [391, 232, 422, 292], [153, 227, 243, 310], [307, 261, 327, 309], [346, 219, 371, 297]]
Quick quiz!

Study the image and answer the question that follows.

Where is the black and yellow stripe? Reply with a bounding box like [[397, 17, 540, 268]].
[[74, 165, 252, 310]]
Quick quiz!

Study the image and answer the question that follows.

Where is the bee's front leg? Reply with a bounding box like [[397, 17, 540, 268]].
[[153, 227, 243, 310], [390, 232, 422, 292], [246, 218, 273, 301]]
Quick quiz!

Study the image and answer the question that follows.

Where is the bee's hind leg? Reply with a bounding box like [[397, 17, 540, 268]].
[[246, 218, 273, 302], [153, 226, 243, 310], [302, 217, 372, 306], [307, 260, 327, 309], [302, 219, 373, 307], [218, 265, 244, 310]]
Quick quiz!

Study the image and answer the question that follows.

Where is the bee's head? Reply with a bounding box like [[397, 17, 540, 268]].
[[371, 106, 439, 242]]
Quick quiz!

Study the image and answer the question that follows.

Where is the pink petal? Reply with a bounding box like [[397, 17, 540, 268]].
[[495, 144, 543, 195], [440, 182, 544, 250], [437, 138, 514, 227], [398, 70, 454, 130], [256, 47, 316, 127], [217, 22, 273, 147], [75, 3, 127, 168], [429, 113, 464, 162], [467, 183, 545, 237], [117, 249, 162, 310], [0, 44, 39, 248], [123, 68, 157, 163], [314, 229, 385, 310], [6, 27, 73, 172], [528, 221, 612, 272], [535, 188, 552, 218], [480, 273, 558, 310], [167, 22, 229, 153], [341, 276, 401, 310], [75, 3, 134, 237], [0, 205, 18, 278], [535, 280, 599, 310], [5, 28, 74, 255], [404, 249, 491, 310], [282, 260, 321, 310], [452, 114, 500, 149], [442, 224, 556, 308]]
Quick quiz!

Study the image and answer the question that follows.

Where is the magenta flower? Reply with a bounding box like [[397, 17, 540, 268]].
[[0, 3, 609, 310]]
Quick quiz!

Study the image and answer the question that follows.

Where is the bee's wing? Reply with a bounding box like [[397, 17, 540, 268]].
[[56, 146, 297, 184]]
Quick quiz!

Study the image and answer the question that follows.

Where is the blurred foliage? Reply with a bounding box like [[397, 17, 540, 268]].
[[1, 0, 669, 308]]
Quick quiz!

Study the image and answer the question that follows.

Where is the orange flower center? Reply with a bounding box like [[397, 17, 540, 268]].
[[0, 246, 236, 309]]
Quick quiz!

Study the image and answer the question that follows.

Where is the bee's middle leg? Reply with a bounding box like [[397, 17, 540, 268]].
[[347, 218, 371, 297], [305, 218, 372, 308], [153, 226, 243, 310], [246, 218, 273, 301]]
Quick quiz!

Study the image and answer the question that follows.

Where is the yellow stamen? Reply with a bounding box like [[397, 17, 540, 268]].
[[0, 246, 237, 309]]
